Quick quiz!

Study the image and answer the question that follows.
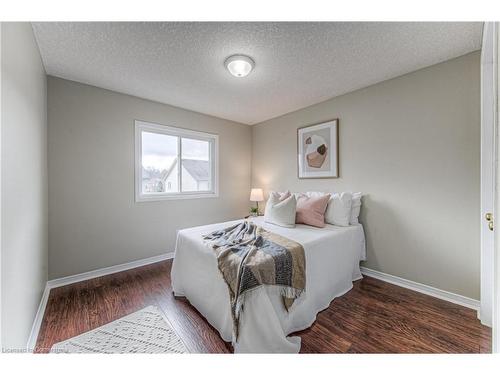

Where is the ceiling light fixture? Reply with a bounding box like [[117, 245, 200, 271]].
[[224, 54, 255, 78]]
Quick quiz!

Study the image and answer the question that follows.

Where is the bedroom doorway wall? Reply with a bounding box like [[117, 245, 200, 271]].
[[481, 22, 497, 329], [494, 22, 500, 354]]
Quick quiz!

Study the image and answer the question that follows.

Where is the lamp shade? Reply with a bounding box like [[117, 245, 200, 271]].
[[249, 188, 264, 202]]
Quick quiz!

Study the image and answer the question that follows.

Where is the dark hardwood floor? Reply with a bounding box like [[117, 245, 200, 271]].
[[35, 260, 491, 353]]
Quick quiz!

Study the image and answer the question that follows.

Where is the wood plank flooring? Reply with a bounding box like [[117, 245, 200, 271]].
[[35, 260, 491, 353]]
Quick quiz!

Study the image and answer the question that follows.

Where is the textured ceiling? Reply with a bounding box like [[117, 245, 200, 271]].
[[32, 22, 483, 125]]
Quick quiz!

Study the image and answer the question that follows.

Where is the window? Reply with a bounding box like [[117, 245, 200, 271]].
[[135, 120, 218, 201]]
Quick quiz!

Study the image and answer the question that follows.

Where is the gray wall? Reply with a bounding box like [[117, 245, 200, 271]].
[[1, 23, 48, 349], [252, 52, 481, 299], [48, 77, 252, 279]]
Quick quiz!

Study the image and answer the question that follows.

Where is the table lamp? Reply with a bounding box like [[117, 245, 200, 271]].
[[249, 188, 264, 216]]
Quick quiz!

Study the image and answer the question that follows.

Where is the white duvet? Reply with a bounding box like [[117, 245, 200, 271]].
[[171, 216, 366, 353]]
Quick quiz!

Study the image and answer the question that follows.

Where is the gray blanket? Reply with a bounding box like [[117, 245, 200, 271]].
[[203, 220, 306, 340]]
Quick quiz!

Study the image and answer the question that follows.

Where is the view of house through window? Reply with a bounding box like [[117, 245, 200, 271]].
[[136, 121, 217, 200], [141, 131, 179, 193], [181, 138, 211, 192]]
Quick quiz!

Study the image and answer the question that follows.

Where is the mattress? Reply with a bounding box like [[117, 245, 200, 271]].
[[171, 216, 366, 353]]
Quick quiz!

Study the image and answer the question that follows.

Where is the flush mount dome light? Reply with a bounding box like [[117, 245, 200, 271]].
[[224, 54, 255, 78]]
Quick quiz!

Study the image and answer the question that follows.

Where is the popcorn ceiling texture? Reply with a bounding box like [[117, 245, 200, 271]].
[[32, 22, 482, 125]]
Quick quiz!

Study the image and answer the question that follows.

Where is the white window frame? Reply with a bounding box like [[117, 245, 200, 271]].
[[135, 120, 219, 202]]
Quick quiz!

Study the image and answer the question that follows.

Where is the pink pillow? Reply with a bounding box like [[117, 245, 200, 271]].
[[295, 193, 331, 228]]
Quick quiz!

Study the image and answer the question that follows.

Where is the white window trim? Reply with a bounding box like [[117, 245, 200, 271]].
[[135, 120, 219, 202]]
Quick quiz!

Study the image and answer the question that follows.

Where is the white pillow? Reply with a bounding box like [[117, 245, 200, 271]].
[[264, 192, 297, 228], [325, 192, 352, 226], [350, 192, 362, 224], [304, 191, 324, 198]]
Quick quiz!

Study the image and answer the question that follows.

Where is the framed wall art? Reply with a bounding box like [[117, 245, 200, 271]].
[[297, 119, 339, 179]]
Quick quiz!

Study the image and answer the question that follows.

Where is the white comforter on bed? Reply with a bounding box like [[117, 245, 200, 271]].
[[171, 216, 366, 353]]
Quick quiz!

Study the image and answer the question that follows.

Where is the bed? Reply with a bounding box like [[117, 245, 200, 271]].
[[171, 216, 366, 353]]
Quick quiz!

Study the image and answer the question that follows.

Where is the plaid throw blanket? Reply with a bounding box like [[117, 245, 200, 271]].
[[203, 220, 306, 340]]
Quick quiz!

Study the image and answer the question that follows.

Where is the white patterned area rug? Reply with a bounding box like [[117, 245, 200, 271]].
[[51, 306, 188, 353]]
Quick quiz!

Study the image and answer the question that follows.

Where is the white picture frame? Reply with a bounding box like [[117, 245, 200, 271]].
[[297, 119, 339, 179]]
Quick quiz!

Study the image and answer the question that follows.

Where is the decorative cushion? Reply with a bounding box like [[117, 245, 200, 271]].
[[277, 191, 292, 200], [303, 191, 324, 199], [296, 193, 331, 228], [264, 191, 297, 228], [350, 192, 362, 224], [325, 192, 353, 227]]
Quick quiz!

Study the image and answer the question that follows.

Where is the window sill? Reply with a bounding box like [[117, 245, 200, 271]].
[[136, 192, 219, 202]]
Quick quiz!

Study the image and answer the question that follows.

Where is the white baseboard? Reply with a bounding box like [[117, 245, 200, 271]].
[[360, 267, 480, 311], [27, 252, 174, 351], [27, 283, 51, 351], [47, 252, 174, 289]]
